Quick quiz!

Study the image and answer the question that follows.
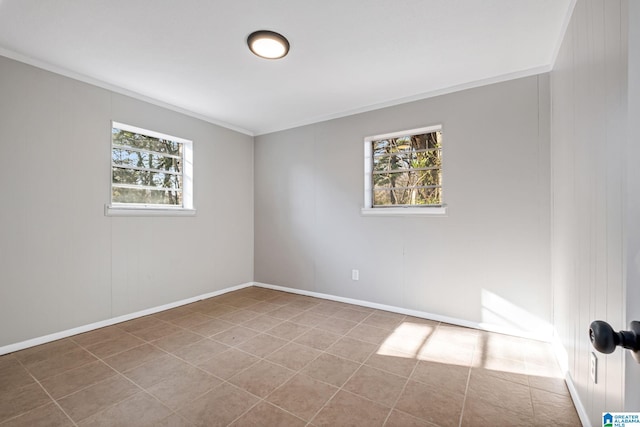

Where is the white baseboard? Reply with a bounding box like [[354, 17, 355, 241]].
[[551, 332, 590, 427], [564, 371, 591, 427], [253, 282, 553, 342], [0, 282, 253, 356]]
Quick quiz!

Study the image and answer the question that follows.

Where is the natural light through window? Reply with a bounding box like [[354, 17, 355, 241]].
[[362, 125, 445, 216], [106, 122, 194, 216]]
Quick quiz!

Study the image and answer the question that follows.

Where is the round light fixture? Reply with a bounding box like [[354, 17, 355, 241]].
[[247, 30, 290, 59]]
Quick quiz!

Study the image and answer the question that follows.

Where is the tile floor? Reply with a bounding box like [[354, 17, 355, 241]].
[[0, 287, 582, 426]]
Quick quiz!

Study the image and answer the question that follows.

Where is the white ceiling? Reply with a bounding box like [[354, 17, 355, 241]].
[[0, 0, 573, 135]]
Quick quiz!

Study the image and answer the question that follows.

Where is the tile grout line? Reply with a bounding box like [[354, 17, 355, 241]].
[[10, 357, 79, 427]]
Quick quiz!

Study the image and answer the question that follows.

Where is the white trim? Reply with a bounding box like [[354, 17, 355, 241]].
[[110, 121, 194, 212], [565, 371, 592, 427], [551, 331, 590, 426], [0, 49, 254, 137], [361, 206, 447, 217], [0, 282, 253, 356], [105, 205, 197, 216], [253, 282, 552, 342]]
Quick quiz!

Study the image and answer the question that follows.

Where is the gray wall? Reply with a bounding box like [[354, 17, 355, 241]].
[[255, 75, 552, 338], [550, 0, 637, 421], [0, 56, 254, 347]]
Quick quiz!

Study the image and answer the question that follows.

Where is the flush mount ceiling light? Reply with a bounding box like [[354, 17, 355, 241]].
[[247, 30, 290, 59]]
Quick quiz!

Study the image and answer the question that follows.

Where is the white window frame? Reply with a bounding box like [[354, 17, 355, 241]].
[[362, 124, 446, 216], [105, 121, 195, 216]]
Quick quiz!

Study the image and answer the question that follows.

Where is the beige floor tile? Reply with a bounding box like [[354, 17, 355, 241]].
[[331, 307, 371, 323], [347, 324, 392, 345], [57, 375, 140, 423], [265, 321, 310, 340], [461, 397, 534, 427], [266, 342, 322, 371], [472, 353, 529, 380], [365, 351, 418, 378], [123, 354, 191, 388], [326, 336, 377, 363], [103, 343, 166, 373], [12, 339, 80, 366], [171, 339, 229, 364], [187, 318, 234, 336], [361, 313, 406, 330], [25, 347, 97, 381], [312, 390, 390, 427], [315, 317, 359, 335], [531, 387, 581, 426], [229, 359, 295, 397], [301, 353, 360, 387], [344, 365, 407, 407], [151, 330, 203, 353], [218, 309, 260, 324], [293, 328, 340, 350], [0, 288, 580, 427], [410, 360, 470, 395], [72, 326, 128, 347], [77, 392, 173, 426], [243, 301, 281, 315], [385, 409, 437, 426], [289, 312, 329, 327], [40, 360, 116, 399], [211, 325, 259, 346], [268, 305, 305, 320], [528, 374, 569, 395], [178, 383, 259, 427], [467, 370, 534, 417], [116, 315, 160, 333], [0, 358, 35, 393], [241, 314, 283, 332], [197, 347, 259, 380], [84, 332, 145, 358], [153, 413, 195, 426], [266, 373, 338, 421], [395, 380, 465, 427], [229, 401, 306, 427], [130, 322, 182, 342], [153, 306, 194, 322], [0, 403, 73, 427], [470, 365, 529, 387], [168, 312, 215, 329], [307, 303, 345, 317], [0, 383, 52, 423], [236, 333, 288, 358], [146, 366, 221, 410], [417, 339, 475, 366]]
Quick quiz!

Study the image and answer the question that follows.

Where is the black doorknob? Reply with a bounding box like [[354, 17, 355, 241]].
[[589, 320, 640, 363]]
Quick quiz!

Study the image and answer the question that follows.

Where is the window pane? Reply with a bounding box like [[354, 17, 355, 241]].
[[112, 148, 182, 173], [112, 187, 182, 205], [112, 129, 182, 155], [373, 187, 441, 206], [112, 167, 182, 189]]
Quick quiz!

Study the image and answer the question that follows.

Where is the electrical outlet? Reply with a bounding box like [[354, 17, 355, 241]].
[[590, 352, 597, 384], [351, 269, 359, 281]]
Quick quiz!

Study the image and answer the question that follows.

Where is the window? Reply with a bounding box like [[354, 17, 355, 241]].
[[106, 122, 194, 216], [363, 125, 445, 215]]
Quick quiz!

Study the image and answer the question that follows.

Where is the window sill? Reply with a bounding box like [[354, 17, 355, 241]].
[[105, 205, 197, 217], [361, 205, 447, 217]]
